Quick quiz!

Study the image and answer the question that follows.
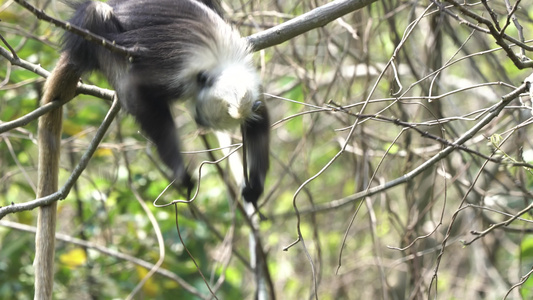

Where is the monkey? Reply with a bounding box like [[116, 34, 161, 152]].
[[45, 0, 270, 203], [34, 0, 269, 296]]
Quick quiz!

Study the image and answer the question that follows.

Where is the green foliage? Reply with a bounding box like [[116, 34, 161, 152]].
[[520, 238, 533, 298], [5, 0, 533, 299]]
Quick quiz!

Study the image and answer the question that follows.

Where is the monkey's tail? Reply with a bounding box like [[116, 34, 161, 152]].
[[34, 49, 83, 299]]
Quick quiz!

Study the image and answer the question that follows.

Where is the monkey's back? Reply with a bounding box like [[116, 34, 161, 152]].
[[62, 0, 249, 102]]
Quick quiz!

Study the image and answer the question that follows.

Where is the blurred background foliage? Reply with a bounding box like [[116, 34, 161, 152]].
[[2, 0, 533, 299]]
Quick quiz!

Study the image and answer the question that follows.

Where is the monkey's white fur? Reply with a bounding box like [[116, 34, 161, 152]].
[[93, 2, 114, 20], [170, 3, 260, 129], [95, 0, 260, 130], [58, 0, 269, 202]]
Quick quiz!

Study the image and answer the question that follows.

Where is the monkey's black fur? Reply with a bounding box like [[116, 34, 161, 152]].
[[60, 0, 269, 208]]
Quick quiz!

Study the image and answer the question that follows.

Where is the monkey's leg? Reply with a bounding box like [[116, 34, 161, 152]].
[[120, 84, 193, 191]]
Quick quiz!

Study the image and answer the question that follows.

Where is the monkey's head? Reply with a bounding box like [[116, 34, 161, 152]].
[[193, 62, 261, 129], [171, 21, 262, 130]]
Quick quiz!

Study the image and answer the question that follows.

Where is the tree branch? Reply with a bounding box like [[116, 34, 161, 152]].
[[0, 46, 115, 134], [247, 0, 378, 51], [0, 96, 121, 219], [12, 0, 134, 58], [0, 220, 205, 298], [292, 82, 529, 214]]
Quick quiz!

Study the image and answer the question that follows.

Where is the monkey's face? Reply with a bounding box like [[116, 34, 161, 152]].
[[193, 63, 260, 130]]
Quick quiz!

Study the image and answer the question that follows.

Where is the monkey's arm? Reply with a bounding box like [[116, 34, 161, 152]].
[[115, 78, 193, 191], [241, 102, 270, 213]]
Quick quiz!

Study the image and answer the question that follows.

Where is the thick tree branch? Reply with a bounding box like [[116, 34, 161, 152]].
[[247, 0, 378, 51], [12, 0, 377, 55]]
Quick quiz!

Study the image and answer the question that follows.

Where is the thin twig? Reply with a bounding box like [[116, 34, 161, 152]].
[[13, 0, 134, 58], [0, 96, 121, 219], [0, 220, 205, 298]]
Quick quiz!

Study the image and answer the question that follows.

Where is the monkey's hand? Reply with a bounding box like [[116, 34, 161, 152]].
[[177, 170, 195, 199]]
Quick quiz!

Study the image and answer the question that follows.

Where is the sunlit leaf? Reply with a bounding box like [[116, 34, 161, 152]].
[[135, 266, 159, 297], [59, 248, 87, 269]]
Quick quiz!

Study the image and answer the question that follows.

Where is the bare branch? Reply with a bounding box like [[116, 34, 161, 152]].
[[0, 220, 206, 298], [0, 96, 120, 219], [247, 0, 378, 51], [12, 0, 134, 58]]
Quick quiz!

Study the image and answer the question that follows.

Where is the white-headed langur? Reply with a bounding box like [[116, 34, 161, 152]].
[[43, 0, 270, 213]]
